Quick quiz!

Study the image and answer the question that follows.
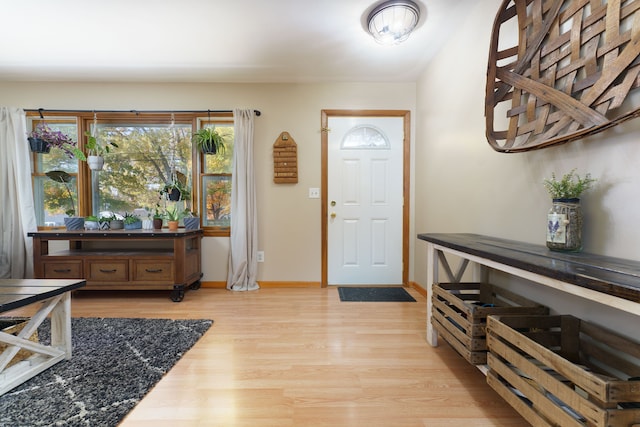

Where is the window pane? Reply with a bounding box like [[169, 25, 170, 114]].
[[31, 120, 79, 227], [36, 174, 78, 226], [202, 175, 231, 227], [203, 124, 234, 174], [91, 123, 193, 217]]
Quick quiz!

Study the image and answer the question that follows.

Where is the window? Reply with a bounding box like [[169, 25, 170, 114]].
[[200, 119, 234, 230], [30, 118, 80, 227], [28, 111, 233, 236]]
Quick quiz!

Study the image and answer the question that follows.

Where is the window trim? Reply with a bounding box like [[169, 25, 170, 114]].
[[27, 111, 234, 237]]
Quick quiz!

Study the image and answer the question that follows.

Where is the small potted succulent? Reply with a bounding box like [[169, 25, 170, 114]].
[[84, 215, 99, 230], [98, 214, 112, 230], [123, 212, 142, 230], [28, 122, 86, 160], [152, 205, 164, 230], [163, 204, 186, 231]]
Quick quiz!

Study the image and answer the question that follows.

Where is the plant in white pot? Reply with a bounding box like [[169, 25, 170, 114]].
[[543, 169, 596, 252], [85, 131, 118, 171]]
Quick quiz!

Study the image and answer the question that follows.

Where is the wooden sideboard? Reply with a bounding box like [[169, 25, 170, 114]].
[[28, 229, 204, 302]]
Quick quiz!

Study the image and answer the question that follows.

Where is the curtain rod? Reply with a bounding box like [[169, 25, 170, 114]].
[[24, 108, 261, 117]]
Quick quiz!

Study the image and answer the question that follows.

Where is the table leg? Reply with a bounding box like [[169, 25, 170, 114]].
[[50, 292, 72, 358]]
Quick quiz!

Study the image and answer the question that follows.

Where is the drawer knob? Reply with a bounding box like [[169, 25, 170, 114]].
[[145, 268, 163, 273], [53, 268, 71, 273], [99, 269, 117, 273]]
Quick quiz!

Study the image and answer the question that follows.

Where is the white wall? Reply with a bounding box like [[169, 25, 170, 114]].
[[0, 82, 416, 283], [413, 0, 640, 337]]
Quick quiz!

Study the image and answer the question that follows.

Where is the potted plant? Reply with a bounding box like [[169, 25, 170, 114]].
[[28, 122, 86, 160], [123, 212, 142, 230], [161, 177, 191, 202], [85, 130, 118, 171], [98, 214, 112, 230], [163, 204, 186, 231], [45, 170, 84, 230], [193, 126, 225, 155], [152, 205, 164, 230], [543, 169, 596, 252], [183, 210, 200, 230], [84, 215, 99, 230]]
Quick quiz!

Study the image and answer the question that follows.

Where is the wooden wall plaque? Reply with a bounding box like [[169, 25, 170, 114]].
[[273, 131, 298, 183]]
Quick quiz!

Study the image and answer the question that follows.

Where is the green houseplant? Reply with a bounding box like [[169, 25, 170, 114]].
[[193, 127, 225, 155], [85, 130, 118, 171], [544, 169, 596, 252], [123, 212, 142, 230], [163, 204, 187, 231], [543, 169, 596, 200], [28, 122, 86, 160]]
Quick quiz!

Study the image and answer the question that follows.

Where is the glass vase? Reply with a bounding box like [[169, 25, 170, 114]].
[[546, 198, 583, 252]]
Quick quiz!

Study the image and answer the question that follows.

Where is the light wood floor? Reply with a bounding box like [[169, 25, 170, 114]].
[[13, 287, 527, 426]]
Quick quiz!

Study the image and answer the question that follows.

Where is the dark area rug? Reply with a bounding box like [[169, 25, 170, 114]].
[[338, 286, 416, 302], [0, 317, 213, 427]]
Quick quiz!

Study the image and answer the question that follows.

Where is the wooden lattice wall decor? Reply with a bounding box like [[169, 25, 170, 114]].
[[273, 131, 298, 183], [485, 0, 640, 152]]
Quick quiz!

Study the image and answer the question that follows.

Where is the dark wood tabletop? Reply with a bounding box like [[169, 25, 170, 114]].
[[417, 233, 640, 303], [0, 279, 86, 313]]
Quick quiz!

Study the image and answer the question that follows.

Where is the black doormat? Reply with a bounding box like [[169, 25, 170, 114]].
[[338, 287, 416, 302]]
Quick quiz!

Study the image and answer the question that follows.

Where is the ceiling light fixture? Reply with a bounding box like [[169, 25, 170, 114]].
[[367, 0, 421, 45]]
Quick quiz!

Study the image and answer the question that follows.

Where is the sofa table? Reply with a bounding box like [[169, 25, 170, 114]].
[[417, 233, 640, 347], [0, 278, 85, 395], [28, 229, 203, 302]]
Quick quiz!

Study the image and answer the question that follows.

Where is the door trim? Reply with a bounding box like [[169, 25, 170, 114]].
[[321, 109, 411, 287]]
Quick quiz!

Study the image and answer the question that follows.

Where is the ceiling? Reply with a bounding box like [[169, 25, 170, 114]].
[[0, 0, 476, 84]]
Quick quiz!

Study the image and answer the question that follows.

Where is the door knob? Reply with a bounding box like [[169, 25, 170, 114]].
[[330, 212, 336, 218]]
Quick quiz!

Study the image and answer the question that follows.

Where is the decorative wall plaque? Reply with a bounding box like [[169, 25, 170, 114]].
[[486, 0, 640, 152], [273, 131, 298, 183]]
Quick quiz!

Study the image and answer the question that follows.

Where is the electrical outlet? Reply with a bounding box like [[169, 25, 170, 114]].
[[309, 187, 320, 198], [257, 251, 264, 262]]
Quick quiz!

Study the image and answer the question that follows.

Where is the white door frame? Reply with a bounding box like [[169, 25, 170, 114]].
[[321, 109, 410, 287]]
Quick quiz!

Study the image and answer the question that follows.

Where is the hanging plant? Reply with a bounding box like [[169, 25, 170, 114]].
[[27, 122, 86, 160], [193, 126, 225, 155]]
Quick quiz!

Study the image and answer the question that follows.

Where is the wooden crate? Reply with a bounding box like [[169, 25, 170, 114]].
[[487, 315, 640, 427], [0, 318, 38, 368], [431, 282, 548, 365]]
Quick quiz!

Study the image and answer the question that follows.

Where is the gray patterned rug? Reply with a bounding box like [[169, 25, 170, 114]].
[[0, 317, 213, 427]]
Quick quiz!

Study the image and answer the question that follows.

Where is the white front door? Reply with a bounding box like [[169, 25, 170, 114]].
[[327, 116, 404, 285]]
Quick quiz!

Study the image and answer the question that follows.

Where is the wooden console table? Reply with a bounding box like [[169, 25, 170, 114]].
[[417, 233, 640, 347], [28, 229, 203, 302], [0, 279, 85, 395]]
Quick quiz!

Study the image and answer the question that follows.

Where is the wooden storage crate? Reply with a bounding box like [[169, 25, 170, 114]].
[[0, 318, 38, 368], [487, 315, 640, 427], [431, 282, 548, 365]]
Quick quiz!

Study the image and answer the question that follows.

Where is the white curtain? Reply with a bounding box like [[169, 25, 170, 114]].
[[0, 107, 37, 279], [227, 109, 259, 291]]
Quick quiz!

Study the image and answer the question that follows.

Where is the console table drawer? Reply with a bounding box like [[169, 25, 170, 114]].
[[87, 261, 128, 281], [44, 261, 83, 278], [133, 261, 174, 281]]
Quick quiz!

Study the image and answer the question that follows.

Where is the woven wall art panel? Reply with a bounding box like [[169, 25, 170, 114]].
[[485, 0, 640, 152]]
